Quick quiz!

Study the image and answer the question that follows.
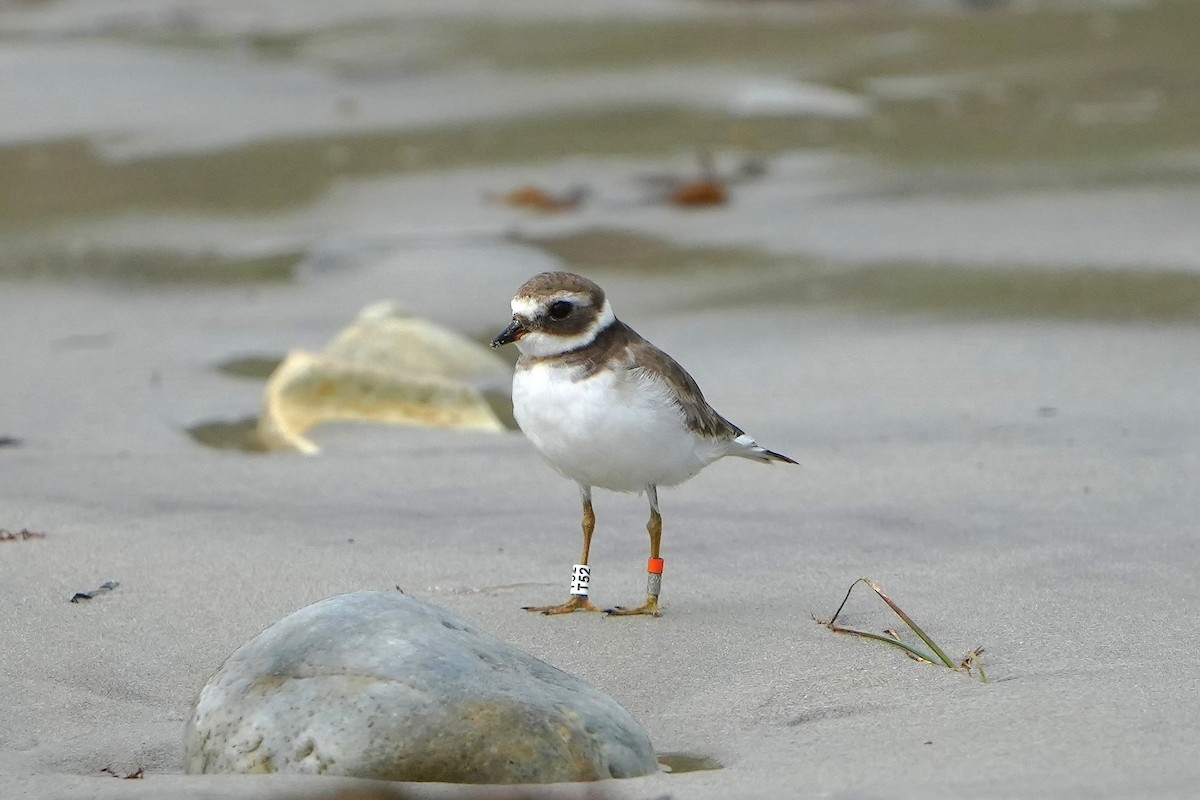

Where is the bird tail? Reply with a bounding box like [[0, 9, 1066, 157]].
[[730, 434, 797, 465]]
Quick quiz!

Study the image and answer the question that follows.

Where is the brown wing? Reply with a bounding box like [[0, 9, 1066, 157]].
[[621, 324, 743, 440]]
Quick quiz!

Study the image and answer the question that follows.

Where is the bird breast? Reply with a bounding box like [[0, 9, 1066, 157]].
[[512, 361, 718, 491]]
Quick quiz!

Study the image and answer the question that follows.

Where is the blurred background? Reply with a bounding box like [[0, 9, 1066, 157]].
[[2, 0, 1198, 446]]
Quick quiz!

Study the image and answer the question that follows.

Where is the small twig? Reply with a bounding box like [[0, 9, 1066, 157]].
[[824, 578, 862, 628]]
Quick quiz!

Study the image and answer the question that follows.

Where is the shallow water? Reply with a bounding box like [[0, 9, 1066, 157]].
[[522, 229, 1200, 322], [2, 0, 1198, 296], [657, 751, 723, 774]]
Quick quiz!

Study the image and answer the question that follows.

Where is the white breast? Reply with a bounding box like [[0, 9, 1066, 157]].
[[512, 359, 728, 492]]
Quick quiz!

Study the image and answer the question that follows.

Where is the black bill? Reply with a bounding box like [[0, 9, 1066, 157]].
[[491, 318, 526, 348]]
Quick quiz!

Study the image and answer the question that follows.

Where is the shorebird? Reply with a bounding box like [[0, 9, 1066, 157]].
[[492, 272, 795, 616]]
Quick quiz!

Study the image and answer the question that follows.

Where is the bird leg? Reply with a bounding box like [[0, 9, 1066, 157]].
[[524, 486, 600, 614], [606, 485, 664, 617]]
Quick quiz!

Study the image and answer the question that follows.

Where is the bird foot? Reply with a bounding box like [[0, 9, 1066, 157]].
[[522, 596, 600, 615], [604, 596, 662, 617]]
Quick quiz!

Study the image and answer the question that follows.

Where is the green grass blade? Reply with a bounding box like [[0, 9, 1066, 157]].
[[819, 577, 989, 683], [861, 578, 958, 670], [828, 624, 938, 664]]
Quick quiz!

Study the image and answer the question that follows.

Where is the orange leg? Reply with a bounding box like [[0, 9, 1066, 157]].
[[524, 485, 600, 614], [606, 484, 663, 617]]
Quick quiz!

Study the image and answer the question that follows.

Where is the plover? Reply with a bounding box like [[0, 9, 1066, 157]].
[[492, 272, 795, 616]]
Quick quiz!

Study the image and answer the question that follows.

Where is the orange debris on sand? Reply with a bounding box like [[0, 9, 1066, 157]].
[[489, 185, 587, 213], [667, 180, 728, 207]]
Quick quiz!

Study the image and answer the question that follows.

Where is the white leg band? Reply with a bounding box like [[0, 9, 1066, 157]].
[[570, 564, 591, 597]]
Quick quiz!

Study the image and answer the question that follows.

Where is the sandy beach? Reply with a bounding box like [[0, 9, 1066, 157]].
[[4, 1, 1200, 798]]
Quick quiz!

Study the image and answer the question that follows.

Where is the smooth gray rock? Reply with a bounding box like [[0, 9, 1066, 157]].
[[183, 591, 657, 784]]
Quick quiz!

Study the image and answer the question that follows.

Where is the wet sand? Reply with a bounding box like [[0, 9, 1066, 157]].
[[5, 253, 1200, 798]]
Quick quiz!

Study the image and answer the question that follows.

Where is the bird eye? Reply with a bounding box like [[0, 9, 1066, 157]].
[[548, 300, 573, 320]]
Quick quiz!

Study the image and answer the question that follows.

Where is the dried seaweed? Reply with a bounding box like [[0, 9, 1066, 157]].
[[0, 528, 46, 542], [70, 580, 119, 603]]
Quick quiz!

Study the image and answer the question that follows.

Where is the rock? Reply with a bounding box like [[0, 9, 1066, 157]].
[[323, 302, 511, 390], [258, 350, 505, 454], [183, 591, 658, 784], [257, 303, 513, 454]]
